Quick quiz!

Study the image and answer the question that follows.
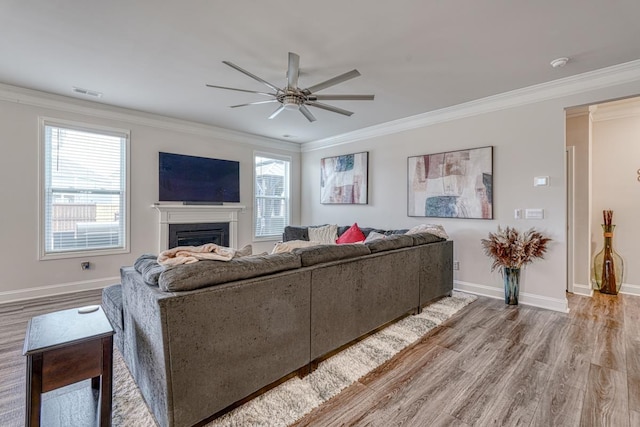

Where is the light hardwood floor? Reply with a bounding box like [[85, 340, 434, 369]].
[[0, 289, 638, 426], [293, 291, 640, 427]]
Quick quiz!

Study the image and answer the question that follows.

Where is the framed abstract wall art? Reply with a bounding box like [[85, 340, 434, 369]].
[[320, 151, 368, 204], [408, 146, 493, 219]]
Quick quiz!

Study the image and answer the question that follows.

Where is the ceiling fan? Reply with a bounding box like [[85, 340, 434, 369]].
[[206, 52, 374, 122]]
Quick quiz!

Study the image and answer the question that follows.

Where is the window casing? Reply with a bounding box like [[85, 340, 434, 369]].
[[39, 118, 130, 259], [254, 153, 290, 240]]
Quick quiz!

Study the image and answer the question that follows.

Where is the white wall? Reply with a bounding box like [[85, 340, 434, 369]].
[[566, 113, 591, 292], [591, 106, 640, 292], [3, 65, 640, 308], [0, 85, 300, 302], [301, 77, 640, 312]]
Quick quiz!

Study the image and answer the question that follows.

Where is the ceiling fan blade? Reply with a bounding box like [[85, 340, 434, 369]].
[[299, 105, 317, 122], [222, 60, 281, 93], [310, 94, 375, 101], [268, 105, 286, 119], [230, 100, 279, 108], [303, 69, 361, 94], [306, 101, 354, 116], [205, 84, 275, 97], [287, 52, 300, 89]]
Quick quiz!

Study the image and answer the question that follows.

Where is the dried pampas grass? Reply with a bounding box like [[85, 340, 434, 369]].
[[481, 226, 551, 272]]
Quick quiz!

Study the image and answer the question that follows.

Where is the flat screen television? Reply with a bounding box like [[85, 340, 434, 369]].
[[159, 152, 240, 203]]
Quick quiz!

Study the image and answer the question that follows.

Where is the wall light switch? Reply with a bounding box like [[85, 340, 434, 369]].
[[514, 209, 522, 219], [534, 176, 549, 187], [525, 208, 544, 219]]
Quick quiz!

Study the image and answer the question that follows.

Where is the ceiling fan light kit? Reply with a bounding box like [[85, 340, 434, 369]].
[[206, 52, 374, 122]]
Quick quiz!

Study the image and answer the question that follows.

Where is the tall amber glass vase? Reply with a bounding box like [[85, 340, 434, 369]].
[[593, 224, 624, 294]]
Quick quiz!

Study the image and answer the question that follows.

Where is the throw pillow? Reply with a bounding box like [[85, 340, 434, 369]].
[[133, 254, 165, 286], [234, 244, 252, 257], [308, 224, 338, 244], [405, 223, 449, 240], [271, 239, 321, 254], [336, 223, 366, 244], [364, 231, 386, 243]]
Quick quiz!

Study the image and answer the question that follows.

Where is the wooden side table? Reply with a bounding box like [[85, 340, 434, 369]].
[[23, 305, 115, 427]]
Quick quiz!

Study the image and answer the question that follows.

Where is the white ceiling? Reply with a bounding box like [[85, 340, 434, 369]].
[[2, 1, 640, 144]]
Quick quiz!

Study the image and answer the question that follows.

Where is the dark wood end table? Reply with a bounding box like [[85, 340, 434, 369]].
[[23, 305, 115, 427]]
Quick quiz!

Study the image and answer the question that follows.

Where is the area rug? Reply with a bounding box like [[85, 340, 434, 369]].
[[111, 291, 477, 427]]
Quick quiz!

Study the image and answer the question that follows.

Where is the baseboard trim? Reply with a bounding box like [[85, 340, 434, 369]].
[[454, 280, 569, 313], [573, 282, 640, 296], [571, 283, 594, 297], [620, 282, 640, 296], [0, 277, 119, 304]]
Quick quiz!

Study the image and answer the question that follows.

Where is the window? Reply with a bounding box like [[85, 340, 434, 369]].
[[254, 153, 290, 239], [40, 118, 129, 259]]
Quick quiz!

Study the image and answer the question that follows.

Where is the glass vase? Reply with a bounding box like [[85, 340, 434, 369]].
[[503, 267, 520, 305], [593, 224, 624, 295]]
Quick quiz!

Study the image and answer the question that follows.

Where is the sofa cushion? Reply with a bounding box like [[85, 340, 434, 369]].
[[102, 284, 123, 330], [293, 244, 371, 267], [409, 231, 446, 246], [101, 284, 124, 354], [360, 227, 387, 238], [308, 224, 338, 244], [365, 234, 414, 253], [385, 229, 409, 236], [158, 252, 302, 292], [283, 225, 309, 242], [336, 223, 366, 244]]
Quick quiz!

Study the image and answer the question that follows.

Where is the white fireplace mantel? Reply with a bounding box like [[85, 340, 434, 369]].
[[152, 204, 245, 251]]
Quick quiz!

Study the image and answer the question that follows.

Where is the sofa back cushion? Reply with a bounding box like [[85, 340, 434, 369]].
[[284, 225, 411, 242], [283, 226, 309, 242], [158, 252, 302, 292], [293, 244, 371, 267], [409, 231, 446, 246], [365, 234, 414, 253]]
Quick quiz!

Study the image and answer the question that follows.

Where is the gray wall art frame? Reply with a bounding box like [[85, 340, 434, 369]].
[[408, 146, 493, 219], [320, 151, 369, 204]]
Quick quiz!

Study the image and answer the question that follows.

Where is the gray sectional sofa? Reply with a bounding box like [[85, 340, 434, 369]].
[[111, 225, 453, 427]]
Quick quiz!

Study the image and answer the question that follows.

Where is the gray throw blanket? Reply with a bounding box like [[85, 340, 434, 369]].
[[134, 254, 165, 286]]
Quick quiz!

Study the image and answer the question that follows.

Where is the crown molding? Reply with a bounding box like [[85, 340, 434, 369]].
[[0, 83, 301, 153], [302, 59, 640, 152]]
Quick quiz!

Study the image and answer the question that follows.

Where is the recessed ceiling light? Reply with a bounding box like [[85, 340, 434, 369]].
[[282, 134, 295, 138], [72, 86, 103, 98], [550, 57, 569, 68]]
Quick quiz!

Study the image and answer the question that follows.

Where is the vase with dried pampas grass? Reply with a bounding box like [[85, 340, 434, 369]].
[[481, 226, 552, 305]]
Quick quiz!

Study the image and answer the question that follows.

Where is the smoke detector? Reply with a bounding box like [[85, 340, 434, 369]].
[[550, 57, 569, 68]]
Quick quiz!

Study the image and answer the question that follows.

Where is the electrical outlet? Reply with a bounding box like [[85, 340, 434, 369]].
[[453, 261, 460, 270], [81, 261, 90, 270]]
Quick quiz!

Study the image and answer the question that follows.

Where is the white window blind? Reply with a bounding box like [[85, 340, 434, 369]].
[[254, 154, 290, 239], [41, 120, 128, 257]]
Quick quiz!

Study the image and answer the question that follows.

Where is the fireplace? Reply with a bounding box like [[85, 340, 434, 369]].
[[168, 222, 229, 248], [153, 204, 245, 252]]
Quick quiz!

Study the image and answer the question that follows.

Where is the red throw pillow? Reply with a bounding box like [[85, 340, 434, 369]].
[[336, 223, 366, 244]]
